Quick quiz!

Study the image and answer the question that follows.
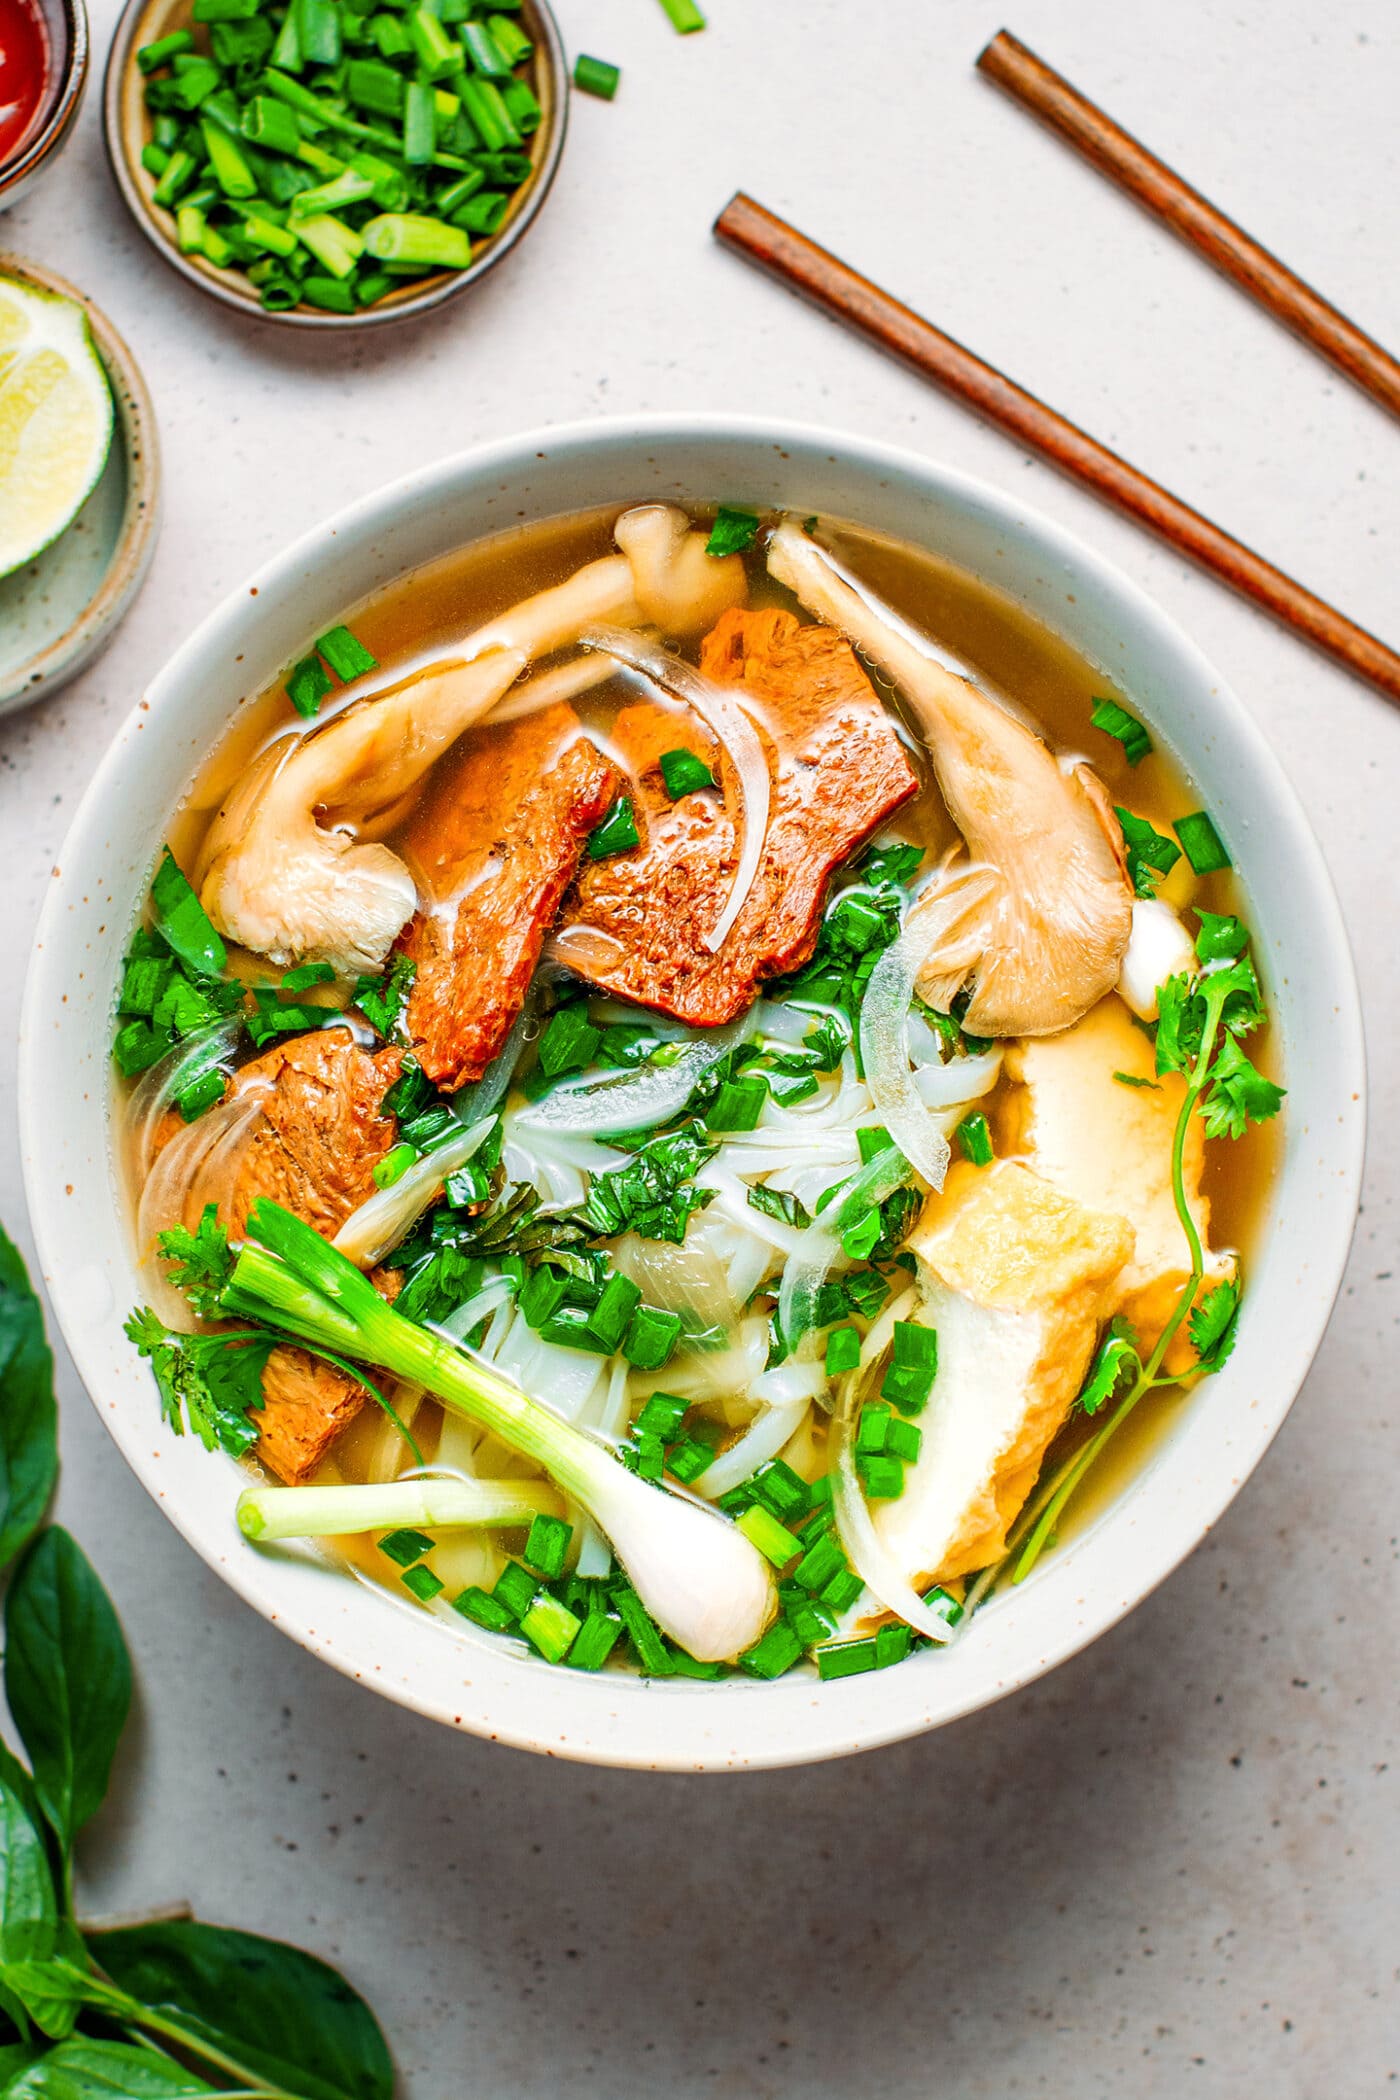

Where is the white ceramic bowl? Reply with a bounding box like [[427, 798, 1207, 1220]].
[[20, 415, 1364, 1771]]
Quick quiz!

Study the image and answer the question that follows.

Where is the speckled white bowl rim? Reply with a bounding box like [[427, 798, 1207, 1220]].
[[19, 414, 1365, 1772]]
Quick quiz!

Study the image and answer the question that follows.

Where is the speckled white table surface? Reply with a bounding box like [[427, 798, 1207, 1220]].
[[3, 1, 1397, 2093]]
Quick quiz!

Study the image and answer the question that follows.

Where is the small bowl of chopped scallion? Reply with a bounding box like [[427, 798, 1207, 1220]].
[[102, 0, 567, 327]]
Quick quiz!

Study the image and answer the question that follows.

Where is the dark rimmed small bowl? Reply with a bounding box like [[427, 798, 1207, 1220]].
[[0, 0, 89, 211], [102, 0, 567, 330]]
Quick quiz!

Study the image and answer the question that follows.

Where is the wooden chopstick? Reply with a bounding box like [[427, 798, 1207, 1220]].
[[712, 192, 1400, 710], [978, 29, 1400, 423]]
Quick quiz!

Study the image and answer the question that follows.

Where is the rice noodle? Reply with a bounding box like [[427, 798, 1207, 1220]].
[[829, 1374, 958, 1644], [513, 1019, 744, 1138], [332, 1117, 494, 1269], [580, 625, 770, 954]]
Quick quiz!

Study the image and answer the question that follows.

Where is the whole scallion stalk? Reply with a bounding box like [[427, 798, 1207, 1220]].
[[225, 1201, 775, 1661], [238, 1474, 562, 1542]]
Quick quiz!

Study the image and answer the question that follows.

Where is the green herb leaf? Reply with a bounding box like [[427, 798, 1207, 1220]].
[[150, 850, 227, 979], [0, 1231, 57, 1577], [352, 954, 416, 1039], [1090, 696, 1152, 766], [1, 2038, 216, 2094], [155, 1207, 233, 1323], [657, 747, 716, 799], [124, 1311, 272, 1459], [3, 1530, 133, 1854], [1201, 1036, 1285, 1140], [1194, 910, 1249, 963], [1078, 1320, 1141, 1416], [89, 1919, 395, 2100], [745, 1183, 811, 1231], [584, 797, 641, 860], [315, 624, 378, 683], [1189, 1276, 1241, 1366], [1112, 1069, 1161, 1091], [1174, 809, 1231, 874], [704, 506, 759, 556], [1115, 808, 1181, 898]]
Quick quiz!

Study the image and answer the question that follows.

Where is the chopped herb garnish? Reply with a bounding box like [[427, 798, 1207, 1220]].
[[537, 1001, 602, 1079], [379, 1527, 434, 1567], [586, 797, 641, 860], [566, 1611, 623, 1670], [1113, 1069, 1161, 1091], [1090, 697, 1152, 766], [1115, 806, 1182, 898], [151, 847, 228, 978], [287, 653, 334, 719], [621, 1304, 683, 1369], [316, 623, 378, 682], [738, 1620, 803, 1679], [1194, 910, 1249, 962], [354, 954, 416, 1039], [736, 1504, 803, 1569], [1174, 810, 1232, 874], [655, 0, 706, 28], [956, 1111, 993, 1166], [573, 53, 620, 98], [706, 1075, 768, 1132], [705, 505, 759, 556], [1188, 1276, 1241, 1366], [124, 1308, 272, 1459], [658, 747, 717, 799], [400, 1564, 444, 1602], [281, 960, 336, 992], [520, 1591, 582, 1663], [452, 1585, 515, 1632], [523, 1512, 573, 1581], [157, 1206, 233, 1321], [746, 1182, 812, 1231], [880, 1321, 937, 1413]]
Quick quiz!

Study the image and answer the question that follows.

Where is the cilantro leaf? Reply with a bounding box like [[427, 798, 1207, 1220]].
[[1153, 971, 1202, 1076], [1079, 1318, 1141, 1416], [124, 1309, 272, 1457], [157, 1204, 234, 1321], [1189, 1277, 1241, 1366], [354, 954, 416, 1040], [1201, 1036, 1285, 1140], [1115, 807, 1182, 898], [1194, 911, 1249, 963]]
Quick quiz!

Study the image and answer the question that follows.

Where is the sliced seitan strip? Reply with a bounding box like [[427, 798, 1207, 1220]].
[[557, 606, 919, 1025], [395, 704, 619, 1090], [150, 1029, 404, 1484], [864, 1161, 1134, 1605]]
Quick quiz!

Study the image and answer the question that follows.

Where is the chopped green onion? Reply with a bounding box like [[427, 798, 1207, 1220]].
[[488, 14, 532, 63], [176, 203, 207, 254], [409, 4, 460, 78], [378, 1526, 434, 1566], [1174, 810, 1232, 874], [201, 116, 258, 196], [749, 1459, 810, 1520], [922, 1584, 964, 1630], [401, 1563, 444, 1601], [956, 1111, 993, 1166], [705, 506, 759, 556], [655, 0, 706, 31], [634, 1392, 688, 1440], [452, 1584, 515, 1632], [523, 1512, 573, 1581], [611, 1585, 672, 1675], [151, 148, 197, 207], [460, 19, 510, 75], [666, 1434, 716, 1485], [345, 56, 406, 118], [138, 29, 194, 71], [880, 1321, 937, 1413], [566, 1612, 623, 1671], [825, 1325, 861, 1376], [793, 1531, 845, 1595], [491, 1560, 536, 1619], [1090, 697, 1152, 766], [815, 1637, 877, 1680], [585, 797, 641, 860], [240, 92, 300, 152], [371, 1143, 417, 1190], [857, 1453, 904, 1499], [658, 746, 715, 798], [317, 623, 378, 680], [736, 1504, 802, 1569], [621, 1305, 682, 1370], [705, 1075, 767, 1132], [295, 0, 342, 66], [151, 848, 228, 977], [573, 54, 620, 99], [296, 212, 365, 277], [738, 1621, 803, 1679], [520, 1591, 581, 1663], [820, 1567, 864, 1613]]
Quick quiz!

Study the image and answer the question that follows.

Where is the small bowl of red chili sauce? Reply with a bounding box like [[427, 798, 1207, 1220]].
[[0, 0, 87, 210]]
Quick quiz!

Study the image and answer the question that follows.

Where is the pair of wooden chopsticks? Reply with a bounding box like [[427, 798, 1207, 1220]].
[[713, 30, 1400, 710]]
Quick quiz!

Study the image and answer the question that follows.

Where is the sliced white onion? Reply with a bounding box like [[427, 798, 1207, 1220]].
[[135, 1090, 267, 1277], [580, 624, 771, 955], [451, 1006, 532, 1128], [696, 1396, 811, 1500], [433, 1277, 517, 1346], [777, 1146, 914, 1363], [333, 1117, 494, 1269], [859, 934, 955, 1189], [829, 1389, 958, 1645], [129, 1018, 246, 1181], [514, 1019, 744, 1137]]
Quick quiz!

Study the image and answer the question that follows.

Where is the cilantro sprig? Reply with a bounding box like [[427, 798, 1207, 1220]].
[[977, 911, 1283, 1594]]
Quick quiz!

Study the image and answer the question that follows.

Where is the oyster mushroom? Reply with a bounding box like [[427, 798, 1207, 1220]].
[[767, 524, 1133, 1037], [197, 507, 747, 974]]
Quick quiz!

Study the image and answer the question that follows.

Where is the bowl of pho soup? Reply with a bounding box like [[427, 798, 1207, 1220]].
[[20, 416, 1363, 1770]]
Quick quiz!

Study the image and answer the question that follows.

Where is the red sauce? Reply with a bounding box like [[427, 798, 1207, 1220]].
[[0, 0, 49, 165]]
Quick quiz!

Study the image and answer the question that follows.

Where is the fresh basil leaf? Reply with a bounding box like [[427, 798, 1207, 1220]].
[[89, 1921, 393, 2100], [0, 2043, 37, 2085], [1, 2038, 213, 2097], [3, 1532, 132, 1854], [0, 1235, 57, 1576], [0, 1777, 86, 2041]]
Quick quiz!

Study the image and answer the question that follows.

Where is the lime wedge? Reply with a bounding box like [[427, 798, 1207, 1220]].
[[0, 276, 116, 581]]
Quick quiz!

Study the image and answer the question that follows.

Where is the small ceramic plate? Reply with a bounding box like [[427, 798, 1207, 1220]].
[[0, 255, 160, 717]]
